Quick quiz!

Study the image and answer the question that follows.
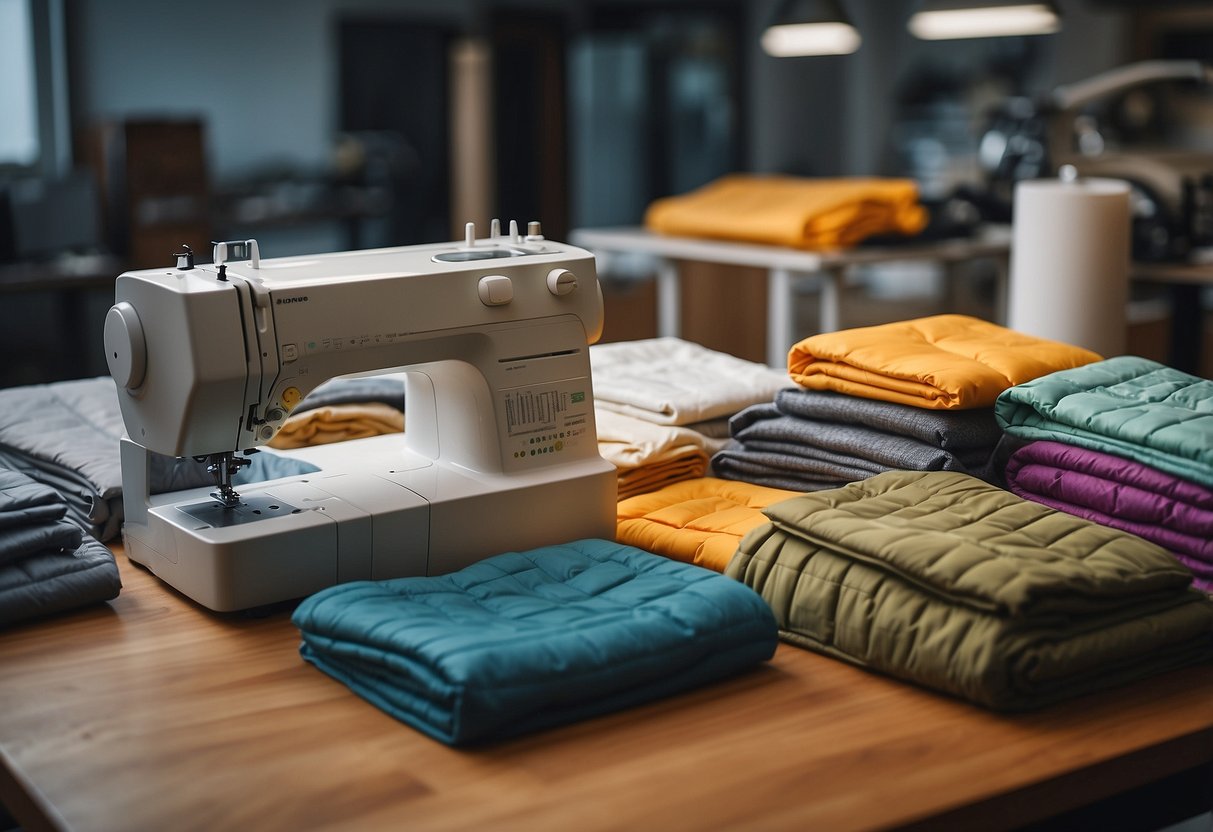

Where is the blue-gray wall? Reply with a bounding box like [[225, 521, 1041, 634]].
[[68, 0, 1133, 186]]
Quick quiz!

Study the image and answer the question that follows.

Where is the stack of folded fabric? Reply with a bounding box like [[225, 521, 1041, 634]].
[[998, 356, 1213, 593], [591, 337, 793, 445], [0, 377, 328, 541], [589, 338, 794, 497], [643, 174, 928, 249], [293, 538, 778, 745], [0, 467, 122, 627], [595, 410, 716, 500], [785, 314, 1102, 409], [616, 477, 802, 572], [727, 470, 1213, 710], [713, 315, 1101, 492], [712, 388, 1005, 490]]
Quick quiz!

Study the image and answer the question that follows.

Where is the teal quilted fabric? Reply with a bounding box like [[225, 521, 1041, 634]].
[[996, 356, 1213, 488], [292, 539, 778, 745]]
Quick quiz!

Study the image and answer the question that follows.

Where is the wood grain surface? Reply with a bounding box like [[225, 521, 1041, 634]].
[[2, 547, 1210, 832]]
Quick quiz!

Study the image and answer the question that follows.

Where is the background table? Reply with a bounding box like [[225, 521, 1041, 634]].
[[2, 546, 1210, 831], [1131, 260, 1213, 375], [0, 253, 123, 386], [570, 227, 1012, 367]]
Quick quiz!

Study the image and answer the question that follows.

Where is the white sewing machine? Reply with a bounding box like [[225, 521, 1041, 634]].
[[104, 222, 617, 611]]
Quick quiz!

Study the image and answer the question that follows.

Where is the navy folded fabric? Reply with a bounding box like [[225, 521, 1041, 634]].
[[293, 538, 778, 745]]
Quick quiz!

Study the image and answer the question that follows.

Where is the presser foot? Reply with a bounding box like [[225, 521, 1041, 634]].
[[203, 451, 253, 507]]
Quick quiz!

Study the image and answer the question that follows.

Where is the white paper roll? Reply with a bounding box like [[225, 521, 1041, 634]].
[[1007, 175, 1131, 357]]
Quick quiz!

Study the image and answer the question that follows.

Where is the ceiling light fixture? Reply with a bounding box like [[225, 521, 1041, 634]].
[[762, 0, 861, 57], [908, 1, 1061, 41]]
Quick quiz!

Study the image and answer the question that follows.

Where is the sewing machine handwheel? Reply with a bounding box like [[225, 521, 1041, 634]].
[[104, 301, 148, 391]]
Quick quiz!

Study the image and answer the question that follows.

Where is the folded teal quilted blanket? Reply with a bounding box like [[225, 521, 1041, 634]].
[[996, 356, 1213, 489], [292, 539, 778, 745]]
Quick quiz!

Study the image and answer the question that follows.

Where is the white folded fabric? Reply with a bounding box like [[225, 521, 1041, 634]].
[[594, 409, 712, 470], [590, 338, 794, 426]]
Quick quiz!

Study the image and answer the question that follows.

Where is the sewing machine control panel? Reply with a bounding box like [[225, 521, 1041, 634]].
[[501, 380, 596, 465]]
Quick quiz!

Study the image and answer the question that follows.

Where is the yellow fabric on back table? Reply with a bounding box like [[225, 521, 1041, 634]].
[[617, 477, 802, 572], [643, 174, 928, 249], [787, 314, 1102, 410]]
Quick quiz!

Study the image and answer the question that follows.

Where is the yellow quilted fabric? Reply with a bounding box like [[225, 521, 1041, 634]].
[[616, 477, 801, 572], [787, 314, 1102, 410]]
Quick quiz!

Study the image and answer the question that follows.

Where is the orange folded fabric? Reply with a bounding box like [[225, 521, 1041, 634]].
[[616, 455, 708, 501], [643, 174, 928, 249], [616, 477, 801, 572], [787, 314, 1102, 410]]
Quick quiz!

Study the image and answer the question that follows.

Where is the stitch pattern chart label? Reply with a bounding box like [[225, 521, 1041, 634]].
[[504, 389, 567, 436]]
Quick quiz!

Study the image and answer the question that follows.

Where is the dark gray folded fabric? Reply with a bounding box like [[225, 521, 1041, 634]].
[[295, 377, 406, 415], [0, 467, 83, 564], [714, 401, 993, 492], [0, 468, 67, 529], [0, 520, 82, 566], [773, 389, 1002, 451], [0, 378, 129, 538], [0, 377, 319, 541], [0, 464, 121, 626], [710, 442, 862, 491], [742, 411, 990, 472], [0, 535, 121, 627]]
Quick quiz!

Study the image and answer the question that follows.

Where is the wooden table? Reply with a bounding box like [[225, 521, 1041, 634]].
[[569, 227, 1012, 367], [1, 547, 1210, 832]]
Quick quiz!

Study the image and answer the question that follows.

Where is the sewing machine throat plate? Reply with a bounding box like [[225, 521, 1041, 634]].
[[178, 494, 304, 528]]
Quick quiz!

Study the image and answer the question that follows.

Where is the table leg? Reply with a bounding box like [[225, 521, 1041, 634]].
[[992, 254, 1009, 325], [1168, 283, 1203, 375], [942, 260, 963, 312], [767, 268, 795, 368], [656, 258, 680, 339], [819, 267, 843, 334]]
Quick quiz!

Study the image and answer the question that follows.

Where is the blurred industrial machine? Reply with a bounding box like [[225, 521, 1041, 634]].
[[980, 60, 1213, 262]]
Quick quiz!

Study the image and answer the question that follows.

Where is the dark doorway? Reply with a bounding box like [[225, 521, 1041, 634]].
[[338, 17, 453, 246]]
